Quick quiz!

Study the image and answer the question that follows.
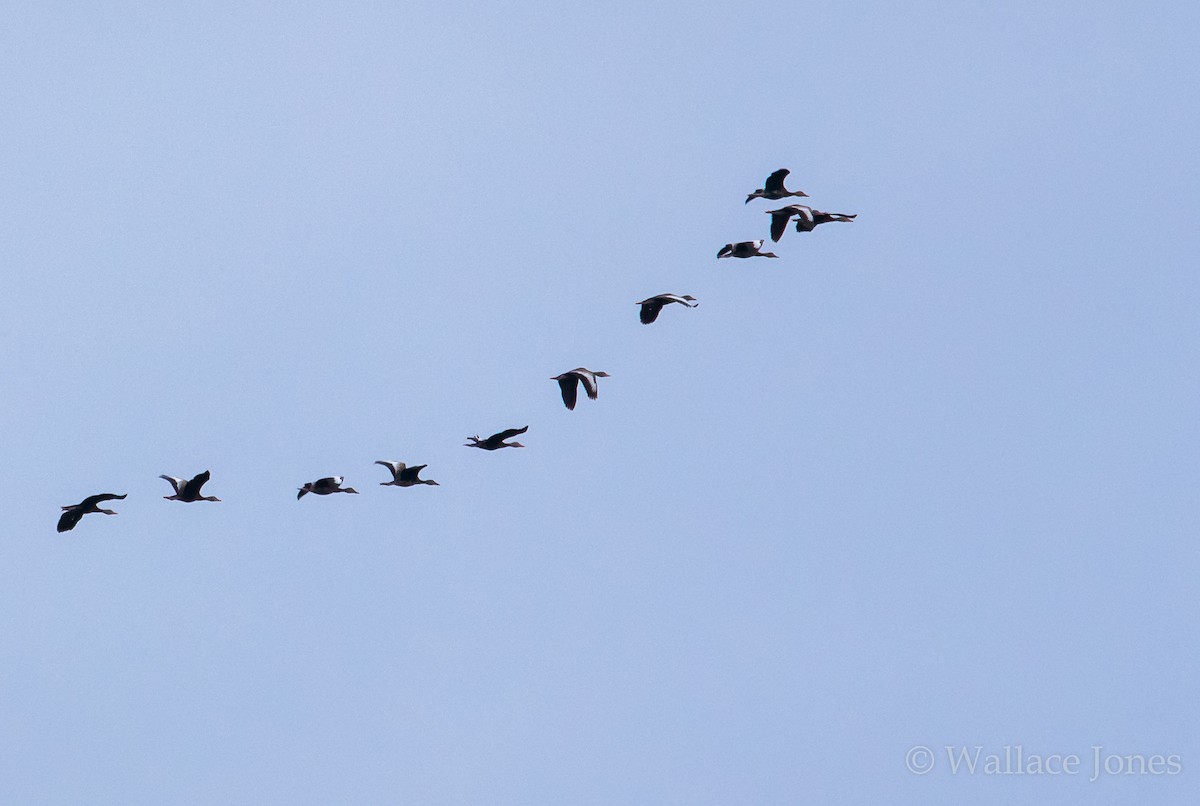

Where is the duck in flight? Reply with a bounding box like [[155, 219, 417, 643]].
[[745, 168, 809, 204], [636, 293, 698, 325], [297, 476, 359, 499], [58, 493, 127, 533], [717, 240, 778, 259], [160, 470, 221, 502], [465, 426, 528, 450], [375, 461, 440, 487], [552, 367, 610, 410]]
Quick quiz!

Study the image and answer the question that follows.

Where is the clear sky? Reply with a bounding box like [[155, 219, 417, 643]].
[[1, 2, 1197, 804]]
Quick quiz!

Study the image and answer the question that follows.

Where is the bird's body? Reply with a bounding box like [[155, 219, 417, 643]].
[[375, 461, 440, 487], [717, 240, 779, 259], [297, 476, 359, 499], [160, 470, 221, 502], [57, 493, 127, 533], [765, 204, 814, 242], [794, 209, 857, 233], [636, 293, 698, 325], [465, 426, 528, 450], [745, 168, 808, 204], [551, 367, 610, 410]]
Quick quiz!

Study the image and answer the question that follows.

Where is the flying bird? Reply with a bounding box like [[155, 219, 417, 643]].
[[636, 293, 698, 325], [57, 493, 127, 533], [717, 240, 778, 259], [465, 426, 528, 450], [795, 209, 857, 233], [552, 367, 610, 410], [375, 461, 440, 487], [745, 169, 809, 204], [765, 205, 814, 242], [297, 476, 359, 499], [160, 470, 221, 502]]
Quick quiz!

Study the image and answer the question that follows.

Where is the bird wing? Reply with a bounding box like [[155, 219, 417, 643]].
[[717, 244, 734, 258], [57, 509, 84, 532], [375, 460, 403, 479], [159, 475, 184, 494], [578, 371, 600, 400], [80, 493, 127, 508], [770, 211, 790, 243], [494, 426, 529, 442], [764, 168, 790, 193], [558, 376, 579, 410], [640, 300, 663, 324], [400, 464, 427, 481], [183, 470, 211, 497]]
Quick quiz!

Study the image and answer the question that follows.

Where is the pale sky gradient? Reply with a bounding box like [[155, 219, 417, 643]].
[[1, 2, 1197, 804]]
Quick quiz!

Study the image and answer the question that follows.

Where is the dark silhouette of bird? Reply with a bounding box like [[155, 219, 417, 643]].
[[160, 470, 221, 502], [717, 240, 778, 259], [58, 493, 127, 533], [745, 169, 809, 204], [465, 426, 528, 450], [636, 293, 698, 324], [297, 476, 359, 499], [552, 368, 610, 410], [794, 209, 857, 233], [375, 461, 440, 487], [765, 204, 813, 242]]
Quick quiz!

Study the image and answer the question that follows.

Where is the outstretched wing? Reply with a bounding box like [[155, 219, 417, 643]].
[[182, 470, 211, 498], [717, 243, 734, 258], [375, 460, 403, 480], [579, 372, 600, 400], [770, 211, 790, 243], [57, 509, 85, 532], [159, 475, 184, 494], [493, 426, 529, 441], [764, 168, 790, 193], [400, 464, 427, 482], [639, 300, 663, 324], [558, 376, 579, 410], [80, 493, 127, 508]]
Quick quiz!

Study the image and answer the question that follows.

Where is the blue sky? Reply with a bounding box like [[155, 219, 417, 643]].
[[1, 2, 1197, 803]]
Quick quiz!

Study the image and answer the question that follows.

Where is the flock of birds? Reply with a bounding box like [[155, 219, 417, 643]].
[[56, 168, 855, 533], [718, 168, 857, 260]]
